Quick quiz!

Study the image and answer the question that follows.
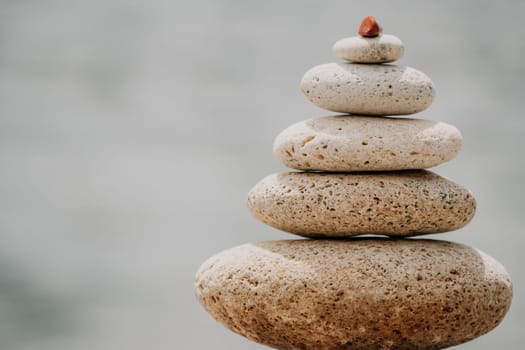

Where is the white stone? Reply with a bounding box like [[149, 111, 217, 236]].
[[301, 63, 435, 115], [273, 115, 462, 171], [333, 34, 404, 63]]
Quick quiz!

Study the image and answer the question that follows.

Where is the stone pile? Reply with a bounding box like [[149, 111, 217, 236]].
[[195, 16, 512, 350]]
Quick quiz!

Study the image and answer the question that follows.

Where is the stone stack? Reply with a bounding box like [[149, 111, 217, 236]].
[[195, 16, 512, 350]]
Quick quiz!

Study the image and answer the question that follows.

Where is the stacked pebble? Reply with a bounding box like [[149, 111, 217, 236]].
[[195, 16, 512, 350]]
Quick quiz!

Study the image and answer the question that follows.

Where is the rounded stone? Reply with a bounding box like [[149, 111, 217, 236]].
[[273, 115, 462, 172], [301, 63, 435, 115], [195, 239, 512, 350], [247, 170, 476, 237], [333, 34, 404, 63]]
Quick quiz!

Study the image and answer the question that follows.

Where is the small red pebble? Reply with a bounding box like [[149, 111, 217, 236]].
[[358, 15, 382, 37]]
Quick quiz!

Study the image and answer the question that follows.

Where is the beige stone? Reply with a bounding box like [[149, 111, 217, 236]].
[[247, 171, 476, 237], [195, 239, 512, 350], [301, 63, 435, 115], [333, 34, 404, 63], [274, 115, 462, 172]]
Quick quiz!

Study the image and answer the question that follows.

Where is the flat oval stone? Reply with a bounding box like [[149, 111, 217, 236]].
[[333, 34, 404, 63], [195, 239, 512, 350], [301, 63, 435, 115], [273, 115, 462, 171], [247, 171, 476, 237]]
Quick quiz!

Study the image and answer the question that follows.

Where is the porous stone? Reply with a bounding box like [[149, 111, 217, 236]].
[[273, 115, 462, 172], [333, 34, 404, 63], [247, 170, 476, 237], [195, 239, 513, 350], [301, 63, 435, 115]]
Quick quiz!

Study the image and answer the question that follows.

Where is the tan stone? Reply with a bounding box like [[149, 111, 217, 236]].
[[247, 171, 476, 237], [301, 63, 435, 115], [195, 239, 512, 350], [333, 34, 404, 63], [273, 115, 462, 171]]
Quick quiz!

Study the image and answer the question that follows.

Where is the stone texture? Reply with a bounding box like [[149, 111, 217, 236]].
[[273, 115, 462, 171], [333, 34, 404, 63], [195, 239, 513, 350], [247, 171, 476, 237], [301, 63, 435, 115]]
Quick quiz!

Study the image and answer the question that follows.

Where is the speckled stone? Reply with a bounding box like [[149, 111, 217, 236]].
[[247, 171, 476, 237], [273, 115, 462, 172], [195, 239, 513, 350], [301, 63, 435, 115], [333, 34, 404, 63]]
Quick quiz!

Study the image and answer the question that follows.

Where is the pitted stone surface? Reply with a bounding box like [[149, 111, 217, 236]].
[[195, 239, 513, 350], [247, 171, 476, 237], [333, 34, 404, 63], [273, 115, 462, 171], [301, 63, 435, 115]]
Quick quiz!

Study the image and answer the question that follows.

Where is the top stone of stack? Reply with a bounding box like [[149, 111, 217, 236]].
[[333, 15, 405, 63], [301, 16, 435, 115]]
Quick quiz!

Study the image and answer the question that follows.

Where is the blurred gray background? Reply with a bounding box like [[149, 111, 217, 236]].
[[0, 0, 523, 349]]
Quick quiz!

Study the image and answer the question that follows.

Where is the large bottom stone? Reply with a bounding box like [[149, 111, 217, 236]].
[[195, 239, 512, 350]]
